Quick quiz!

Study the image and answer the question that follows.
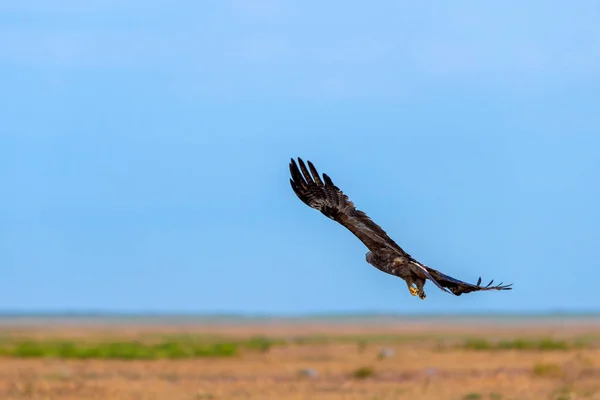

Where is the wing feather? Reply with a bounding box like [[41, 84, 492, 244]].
[[425, 266, 513, 296], [307, 160, 323, 185], [289, 158, 409, 256]]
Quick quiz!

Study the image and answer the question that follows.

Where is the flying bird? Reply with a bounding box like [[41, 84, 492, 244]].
[[289, 157, 512, 300]]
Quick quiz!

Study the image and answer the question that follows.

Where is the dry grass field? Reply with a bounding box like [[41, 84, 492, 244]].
[[1, 317, 599, 399]]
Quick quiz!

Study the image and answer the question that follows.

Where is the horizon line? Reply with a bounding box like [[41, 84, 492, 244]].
[[1, 310, 600, 319]]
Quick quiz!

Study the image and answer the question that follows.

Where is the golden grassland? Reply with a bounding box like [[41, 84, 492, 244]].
[[1, 319, 600, 399]]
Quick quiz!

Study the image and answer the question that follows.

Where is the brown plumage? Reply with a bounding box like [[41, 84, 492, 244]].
[[289, 157, 512, 299]]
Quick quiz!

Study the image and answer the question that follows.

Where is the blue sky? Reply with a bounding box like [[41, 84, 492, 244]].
[[1, 1, 599, 314]]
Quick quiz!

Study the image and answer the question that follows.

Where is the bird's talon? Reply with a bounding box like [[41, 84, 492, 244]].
[[409, 286, 419, 296]]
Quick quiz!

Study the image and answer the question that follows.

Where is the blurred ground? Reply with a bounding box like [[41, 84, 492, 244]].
[[1, 316, 599, 399]]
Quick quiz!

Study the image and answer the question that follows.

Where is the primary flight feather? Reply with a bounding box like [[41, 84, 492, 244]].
[[289, 157, 512, 299]]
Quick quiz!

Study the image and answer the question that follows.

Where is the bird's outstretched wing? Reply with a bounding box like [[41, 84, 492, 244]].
[[289, 157, 409, 256], [424, 267, 513, 295]]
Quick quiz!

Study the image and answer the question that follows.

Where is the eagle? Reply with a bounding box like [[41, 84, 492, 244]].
[[289, 157, 512, 299]]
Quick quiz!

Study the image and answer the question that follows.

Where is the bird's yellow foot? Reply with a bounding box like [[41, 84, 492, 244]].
[[409, 286, 419, 296]]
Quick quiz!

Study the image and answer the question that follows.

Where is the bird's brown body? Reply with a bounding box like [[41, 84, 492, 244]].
[[289, 157, 512, 299]]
